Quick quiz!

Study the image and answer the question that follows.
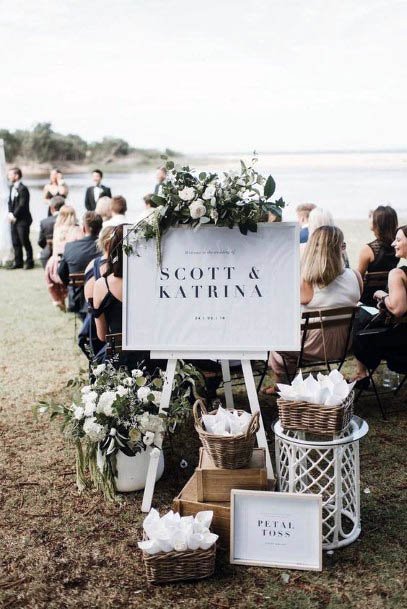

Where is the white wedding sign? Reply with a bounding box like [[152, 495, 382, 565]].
[[123, 223, 300, 352], [230, 490, 322, 571]]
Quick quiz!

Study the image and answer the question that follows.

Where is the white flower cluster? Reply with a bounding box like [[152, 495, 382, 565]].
[[277, 370, 355, 407], [138, 508, 218, 554], [202, 406, 252, 436], [137, 412, 166, 447]]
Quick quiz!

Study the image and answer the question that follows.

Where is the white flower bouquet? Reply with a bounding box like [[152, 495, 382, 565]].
[[34, 361, 203, 501]]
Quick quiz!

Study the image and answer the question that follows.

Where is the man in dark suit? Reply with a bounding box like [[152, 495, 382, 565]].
[[38, 196, 65, 268], [58, 211, 103, 317], [7, 167, 34, 269], [84, 169, 112, 210]]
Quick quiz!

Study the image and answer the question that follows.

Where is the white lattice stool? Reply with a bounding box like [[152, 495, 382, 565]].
[[274, 416, 369, 550]]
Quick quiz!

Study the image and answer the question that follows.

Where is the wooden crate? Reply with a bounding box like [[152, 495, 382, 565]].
[[173, 473, 231, 547], [196, 448, 269, 502]]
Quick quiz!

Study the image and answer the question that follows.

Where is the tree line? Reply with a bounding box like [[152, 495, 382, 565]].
[[0, 122, 138, 164]]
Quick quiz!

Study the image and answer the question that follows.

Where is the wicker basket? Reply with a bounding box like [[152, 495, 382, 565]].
[[277, 391, 354, 436], [141, 540, 216, 584], [193, 399, 260, 469]]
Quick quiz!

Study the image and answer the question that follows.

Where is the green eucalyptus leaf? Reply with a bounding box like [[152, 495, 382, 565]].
[[264, 175, 276, 199]]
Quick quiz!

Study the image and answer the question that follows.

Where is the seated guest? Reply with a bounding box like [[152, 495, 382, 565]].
[[296, 203, 316, 243], [84, 226, 114, 303], [44, 205, 83, 310], [103, 196, 127, 227], [78, 227, 114, 360], [353, 225, 407, 384], [95, 196, 113, 224], [300, 207, 349, 267], [133, 193, 158, 224], [265, 226, 362, 393], [58, 212, 103, 317], [92, 225, 125, 341], [38, 196, 65, 268], [357, 205, 399, 306]]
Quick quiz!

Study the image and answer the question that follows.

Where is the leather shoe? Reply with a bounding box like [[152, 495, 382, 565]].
[[24, 262, 34, 270], [9, 264, 23, 270]]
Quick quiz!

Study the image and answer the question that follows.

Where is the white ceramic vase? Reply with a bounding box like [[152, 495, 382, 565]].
[[114, 447, 165, 492]]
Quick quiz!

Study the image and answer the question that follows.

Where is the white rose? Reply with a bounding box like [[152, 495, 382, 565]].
[[137, 386, 152, 403], [123, 377, 134, 387], [178, 187, 195, 202], [202, 184, 216, 200], [152, 391, 162, 405], [131, 369, 143, 378], [81, 385, 91, 394], [97, 391, 117, 416], [73, 406, 84, 420], [116, 385, 129, 397], [83, 417, 106, 442], [189, 200, 206, 220], [84, 402, 96, 417], [93, 364, 106, 376], [82, 390, 98, 408], [143, 431, 155, 446]]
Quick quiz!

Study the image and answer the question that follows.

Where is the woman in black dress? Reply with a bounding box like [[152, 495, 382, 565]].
[[353, 225, 407, 383], [357, 205, 398, 306]]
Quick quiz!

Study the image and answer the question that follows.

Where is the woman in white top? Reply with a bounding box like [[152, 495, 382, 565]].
[[265, 226, 362, 393]]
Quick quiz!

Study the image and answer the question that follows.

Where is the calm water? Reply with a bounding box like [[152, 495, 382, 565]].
[[25, 152, 407, 229]]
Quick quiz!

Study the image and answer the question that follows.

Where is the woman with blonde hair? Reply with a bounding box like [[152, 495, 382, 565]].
[[264, 226, 362, 393], [95, 196, 112, 224], [44, 205, 82, 310]]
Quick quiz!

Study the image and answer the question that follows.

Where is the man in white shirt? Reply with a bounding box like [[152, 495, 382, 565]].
[[103, 195, 127, 227], [84, 169, 112, 211]]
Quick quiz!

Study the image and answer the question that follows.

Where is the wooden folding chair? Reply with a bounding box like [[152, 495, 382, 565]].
[[68, 272, 85, 336], [105, 332, 123, 360], [282, 306, 358, 382]]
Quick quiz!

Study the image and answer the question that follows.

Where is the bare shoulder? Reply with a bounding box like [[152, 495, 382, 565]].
[[93, 276, 108, 306], [85, 259, 95, 274], [389, 267, 407, 282]]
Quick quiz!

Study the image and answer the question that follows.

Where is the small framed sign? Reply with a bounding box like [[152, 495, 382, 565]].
[[230, 490, 322, 571]]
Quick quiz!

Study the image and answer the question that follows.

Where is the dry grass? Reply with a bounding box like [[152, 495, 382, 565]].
[[1, 267, 406, 609]]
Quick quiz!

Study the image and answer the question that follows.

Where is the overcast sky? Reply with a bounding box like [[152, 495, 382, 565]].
[[0, 0, 406, 153]]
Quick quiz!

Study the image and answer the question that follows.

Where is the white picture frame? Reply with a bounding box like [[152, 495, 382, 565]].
[[230, 490, 322, 571]]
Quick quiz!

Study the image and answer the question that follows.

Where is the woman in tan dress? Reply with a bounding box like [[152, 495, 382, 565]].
[[264, 226, 362, 393], [44, 205, 82, 310]]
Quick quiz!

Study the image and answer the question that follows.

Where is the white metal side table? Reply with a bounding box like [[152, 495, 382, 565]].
[[274, 416, 369, 550]]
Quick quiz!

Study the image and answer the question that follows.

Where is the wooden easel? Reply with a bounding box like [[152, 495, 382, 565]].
[[141, 351, 273, 512]]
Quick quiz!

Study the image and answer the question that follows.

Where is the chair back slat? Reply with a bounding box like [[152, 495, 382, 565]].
[[105, 332, 123, 358], [363, 271, 389, 290], [69, 272, 85, 288]]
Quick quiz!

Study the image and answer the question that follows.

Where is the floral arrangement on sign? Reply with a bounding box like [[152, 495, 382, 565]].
[[125, 156, 285, 263], [34, 361, 203, 501]]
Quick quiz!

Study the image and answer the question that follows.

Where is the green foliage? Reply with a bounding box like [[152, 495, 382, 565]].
[[0, 122, 136, 164]]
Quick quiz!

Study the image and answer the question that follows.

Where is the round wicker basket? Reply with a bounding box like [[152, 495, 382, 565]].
[[193, 399, 260, 469]]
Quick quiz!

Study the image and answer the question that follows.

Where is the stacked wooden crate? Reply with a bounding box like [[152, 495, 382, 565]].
[[173, 448, 272, 547]]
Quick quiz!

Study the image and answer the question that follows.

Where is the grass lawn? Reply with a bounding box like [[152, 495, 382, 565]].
[[1, 265, 406, 609]]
